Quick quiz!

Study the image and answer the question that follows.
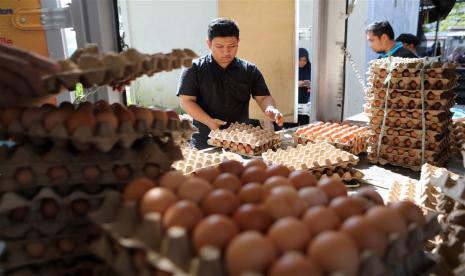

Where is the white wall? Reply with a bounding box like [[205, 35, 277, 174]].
[[119, 0, 218, 109], [298, 0, 313, 51]]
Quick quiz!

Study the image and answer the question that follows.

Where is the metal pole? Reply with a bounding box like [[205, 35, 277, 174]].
[[433, 19, 440, 57]]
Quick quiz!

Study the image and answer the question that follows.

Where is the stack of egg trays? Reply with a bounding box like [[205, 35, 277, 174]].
[[293, 122, 369, 155], [88, 191, 442, 276], [365, 58, 458, 171], [419, 164, 465, 274], [449, 119, 465, 158], [42, 45, 197, 94], [261, 142, 364, 182]]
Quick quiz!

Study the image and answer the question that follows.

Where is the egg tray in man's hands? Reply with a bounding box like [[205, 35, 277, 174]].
[[0, 101, 195, 152], [0, 138, 181, 194], [0, 225, 98, 272], [208, 122, 281, 156], [42, 45, 197, 93]]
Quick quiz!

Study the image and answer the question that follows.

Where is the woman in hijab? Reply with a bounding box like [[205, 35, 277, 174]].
[[298, 48, 311, 125]]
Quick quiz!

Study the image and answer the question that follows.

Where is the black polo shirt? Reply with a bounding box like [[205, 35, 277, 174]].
[[177, 54, 271, 149]]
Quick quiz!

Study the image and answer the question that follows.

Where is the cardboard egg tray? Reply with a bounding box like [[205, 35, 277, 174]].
[[312, 166, 364, 182], [370, 126, 448, 143], [42, 46, 197, 92], [89, 191, 440, 276], [387, 179, 422, 205], [292, 122, 369, 155], [365, 96, 455, 111], [421, 163, 465, 206], [369, 67, 456, 79], [368, 134, 450, 152], [0, 187, 115, 239], [449, 121, 465, 157], [0, 105, 195, 152], [172, 146, 243, 175], [261, 142, 359, 171], [0, 138, 182, 194], [374, 144, 447, 161], [0, 225, 99, 271], [366, 88, 455, 101], [368, 75, 458, 91], [368, 150, 449, 172], [368, 58, 455, 72], [208, 122, 281, 156], [365, 107, 452, 122], [368, 115, 451, 133]]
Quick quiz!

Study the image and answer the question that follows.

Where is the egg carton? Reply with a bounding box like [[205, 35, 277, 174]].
[[365, 96, 456, 111], [373, 144, 447, 161], [42, 46, 197, 93], [293, 122, 369, 155], [368, 75, 458, 92], [368, 134, 450, 152], [369, 66, 456, 79], [368, 115, 452, 133], [421, 163, 465, 206], [208, 123, 281, 156], [262, 142, 359, 171], [367, 151, 449, 172], [313, 166, 364, 182], [365, 107, 452, 122], [0, 104, 196, 152], [172, 146, 243, 175], [0, 226, 99, 271], [0, 138, 181, 194], [366, 88, 455, 101], [368, 57, 455, 71], [370, 126, 448, 143], [0, 187, 116, 239], [386, 179, 422, 205]]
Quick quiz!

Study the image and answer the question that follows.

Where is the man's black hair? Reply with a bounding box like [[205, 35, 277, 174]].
[[365, 21, 395, 40], [208, 18, 239, 41], [396, 33, 419, 47]]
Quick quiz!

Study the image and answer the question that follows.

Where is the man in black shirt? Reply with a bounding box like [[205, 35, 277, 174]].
[[365, 21, 418, 59], [396, 33, 419, 56], [177, 18, 284, 149]]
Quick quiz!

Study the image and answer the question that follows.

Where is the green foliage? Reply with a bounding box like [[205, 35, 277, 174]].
[[439, 2, 465, 32]]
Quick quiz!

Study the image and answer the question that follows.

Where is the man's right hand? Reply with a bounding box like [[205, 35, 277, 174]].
[[207, 118, 226, 130]]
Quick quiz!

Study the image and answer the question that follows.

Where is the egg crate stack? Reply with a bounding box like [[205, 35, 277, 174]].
[[42, 44, 197, 94], [365, 57, 458, 171], [172, 146, 243, 175], [0, 101, 196, 152], [262, 142, 363, 182], [449, 119, 465, 158], [87, 160, 442, 276], [418, 164, 465, 274], [208, 122, 281, 156], [386, 179, 422, 205], [293, 122, 369, 155]]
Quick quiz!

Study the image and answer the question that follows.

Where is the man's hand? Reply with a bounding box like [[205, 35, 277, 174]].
[[207, 118, 226, 130], [265, 106, 284, 127]]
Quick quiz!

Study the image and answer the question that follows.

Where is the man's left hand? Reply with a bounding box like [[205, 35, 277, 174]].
[[265, 106, 284, 127]]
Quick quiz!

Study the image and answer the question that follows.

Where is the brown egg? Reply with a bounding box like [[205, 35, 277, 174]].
[[195, 166, 221, 183], [143, 163, 160, 179], [71, 199, 90, 216], [20, 107, 49, 130], [77, 101, 94, 112], [47, 166, 70, 181], [140, 187, 178, 216], [218, 160, 245, 176], [40, 198, 59, 219], [267, 217, 311, 252], [245, 159, 268, 169], [298, 187, 328, 207], [1, 107, 23, 128], [43, 108, 73, 131], [390, 201, 425, 226], [113, 164, 132, 180], [165, 109, 180, 120], [177, 177, 212, 203], [226, 231, 277, 276], [307, 231, 359, 276], [353, 186, 384, 206], [329, 196, 368, 220], [212, 172, 241, 192], [163, 200, 203, 231], [15, 167, 35, 187], [25, 241, 45, 258], [263, 186, 306, 219], [302, 206, 340, 236], [95, 111, 118, 130], [129, 105, 154, 127], [238, 182, 264, 204], [193, 214, 238, 251], [94, 100, 112, 112], [159, 170, 187, 191], [241, 166, 267, 184], [289, 170, 318, 189], [112, 103, 135, 125], [269, 252, 322, 276], [8, 207, 29, 222], [266, 164, 292, 178], [123, 177, 155, 202], [66, 111, 97, 134], [58, 239, 76, 253], [365, 206, 407, 238], [317, 178, 348, 200], [341, 215, 387, 255], [82, 165, 102, 181], [59, 101, 74, 111], [202, 189, 240, 215], [263, 176, 293, 195], [233, 204, 272, 232], [151, 108, 168, 126]]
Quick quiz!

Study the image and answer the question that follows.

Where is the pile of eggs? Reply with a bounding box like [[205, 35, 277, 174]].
[[122, 160, 426, 276]]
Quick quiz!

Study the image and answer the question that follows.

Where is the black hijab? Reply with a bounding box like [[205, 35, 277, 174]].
[[298, 48, 311, 81]]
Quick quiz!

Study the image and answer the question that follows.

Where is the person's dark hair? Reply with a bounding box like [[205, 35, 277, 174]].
[[208, 18, 240, 41], [365, 21, 395, 40], [396, 33, 419, 47]]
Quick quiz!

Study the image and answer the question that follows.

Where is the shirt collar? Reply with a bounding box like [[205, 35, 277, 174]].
[[378, 42, 403, 58], [208, 53, 240, 70]]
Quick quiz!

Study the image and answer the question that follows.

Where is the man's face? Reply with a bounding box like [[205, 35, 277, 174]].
[[207, 36, 239, 66], [366, 31, 385, 54]]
